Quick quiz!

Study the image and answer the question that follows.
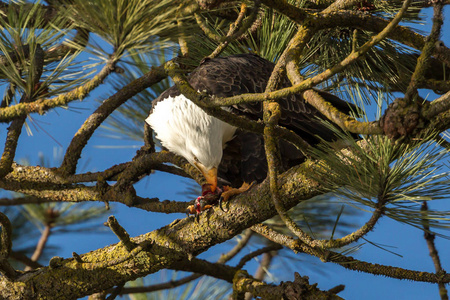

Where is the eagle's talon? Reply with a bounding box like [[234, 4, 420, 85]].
[[219, 197, 228, 212]]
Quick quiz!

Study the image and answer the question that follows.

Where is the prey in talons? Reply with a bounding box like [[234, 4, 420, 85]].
[[186, 182, 255, 220]]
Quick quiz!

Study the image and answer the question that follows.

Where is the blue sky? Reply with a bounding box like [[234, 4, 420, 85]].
[[0, 4, 449, 300]]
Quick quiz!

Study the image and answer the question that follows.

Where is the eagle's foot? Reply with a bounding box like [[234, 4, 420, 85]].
[[219, 181, 255, 212], [186, 185, 222, 220], [186, 197, 213, 221]]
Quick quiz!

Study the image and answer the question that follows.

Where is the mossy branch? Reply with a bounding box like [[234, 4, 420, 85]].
[[209, 1, 261, 58], [106, 216, 137, 252], [251, 223, 450, 284], [404, 0, 444, 102], [0, 163, 191, 214], [0, 161, 326, 299], [0, 212, 17, 280]]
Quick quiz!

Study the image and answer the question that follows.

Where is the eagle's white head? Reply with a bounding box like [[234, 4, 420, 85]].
[[146, 94, 236, 191]]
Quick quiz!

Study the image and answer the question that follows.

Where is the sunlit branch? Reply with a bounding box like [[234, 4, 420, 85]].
[[106, 216, 136, 252], [288, 0, 410, 134], [0, 163, 191, 214], [263, 48, 317, 246], [0, 59, 117, 123], [118, 230, 253, 296], [262, 0, 449, 64], [209, 2, 251, 58], [424, 91, 450, 120]]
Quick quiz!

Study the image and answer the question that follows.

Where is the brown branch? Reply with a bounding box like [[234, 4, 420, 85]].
[[285, 0, 410, 135], [233, 271, 343, 300], [404, 0, 444, 102], [0, 163, 191, 214], [251, 223, 450, 284], [105, 216, 136, 252], [421, 202, 449, 300], [261, 0, 450, 67], [208, 2, 251, 58], [118, 274, 200, 295], [0, 212, 17, 279], [0, 158, 327, 298], [9, 251, 43, 269], [424, 87, 450, 120], [219, 229, 253, 263], [112, 150, 203, 193], [118, 230, 253, 296], [245, 249, 276, 300], [0, 58, 117, 123], [235, 245, 282, 270], [24, 225, 51, 271], [0, 152, 448, 298]]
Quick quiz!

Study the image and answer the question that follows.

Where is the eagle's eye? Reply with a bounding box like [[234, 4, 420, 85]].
[[193, 156, 199, 163]]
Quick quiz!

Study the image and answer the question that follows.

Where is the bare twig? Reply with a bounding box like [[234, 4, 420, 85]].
[[421, 202, 449, 300], [25, 225, 51, 271], [105, 216, 136, 252]]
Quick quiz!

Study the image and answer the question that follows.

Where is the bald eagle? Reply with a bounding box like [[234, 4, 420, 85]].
[[146, 54, 355, 205]]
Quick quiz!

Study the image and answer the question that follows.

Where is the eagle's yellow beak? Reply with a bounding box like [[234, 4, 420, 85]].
[[194, 163, 218, 192]]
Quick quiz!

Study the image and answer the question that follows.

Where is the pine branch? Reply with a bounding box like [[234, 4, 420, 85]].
[[58, 60, 168, 176], [0, 59, 117, 123]]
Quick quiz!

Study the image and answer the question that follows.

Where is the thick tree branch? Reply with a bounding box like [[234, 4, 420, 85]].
[[0, 163, 191, 214], [0, 160, 325, 299]]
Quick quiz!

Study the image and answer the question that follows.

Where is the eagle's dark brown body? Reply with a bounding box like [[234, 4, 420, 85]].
[[151, 54, 356, 186]]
